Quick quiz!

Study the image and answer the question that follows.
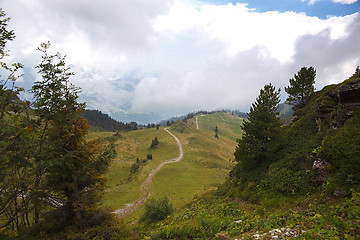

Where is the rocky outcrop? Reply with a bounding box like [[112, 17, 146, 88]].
[[337, 79, 360, 117], [313, 158, 330, 185]]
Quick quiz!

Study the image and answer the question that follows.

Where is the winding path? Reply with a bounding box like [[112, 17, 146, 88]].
[[114, 128, 183, 218]]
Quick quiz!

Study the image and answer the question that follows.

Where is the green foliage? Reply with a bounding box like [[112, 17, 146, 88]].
[[260, 167, 314, 195], [0, 9, 35, 233], [147, 153, 153, 160], [0, 31, 118, 236], [0, 9, 15, 58], [130, 163, 140, 175], [285, 66, 316, 106], [170, 120, 187, 133], [140, 197, 174, 223], [150, 136, 159, 150], [128, 163, 140, 181], [82, 109, 138, 131], [141, 191, 360, 239], [229, 70, 359, 202], [233, 83, 281, 173], [320, 109, 360, 191], [23, 209, 135, 240], [29, 42, 117, 226]]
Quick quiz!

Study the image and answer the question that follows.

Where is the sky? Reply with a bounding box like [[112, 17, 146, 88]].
[[1, 0, 360, 124]]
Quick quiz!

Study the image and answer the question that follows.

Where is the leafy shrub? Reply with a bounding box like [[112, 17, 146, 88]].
[[147, 154, 152, 160], [128, 163, 140, 181], [150, 137, 159, 150], [23, 209, 134, 240], [260, 167, 314, 195], [129, 163, 140, 174], [140, 197, 174, 223], [320, 109, 360, 191]]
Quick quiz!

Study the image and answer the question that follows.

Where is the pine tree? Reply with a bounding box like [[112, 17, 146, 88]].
[[285, 66, 316, 107], [31, 42, 116, 224], [234, 83, 281, 172]]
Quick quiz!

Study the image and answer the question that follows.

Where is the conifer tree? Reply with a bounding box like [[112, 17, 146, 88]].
[[285, 66, 316, 107], [31, 42, 116, 224], [234, 83, 281, 172]]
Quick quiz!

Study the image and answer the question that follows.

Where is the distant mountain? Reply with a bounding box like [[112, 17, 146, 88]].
[[82, 109, 138, 131]]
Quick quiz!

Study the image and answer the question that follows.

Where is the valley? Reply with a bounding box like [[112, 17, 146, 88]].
[[95, 112, 242, 222]]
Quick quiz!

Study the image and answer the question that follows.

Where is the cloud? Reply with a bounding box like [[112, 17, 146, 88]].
[[292, 13, 360, 87], [1, 0, 359, 123], [332, 0, 358, 4], [307, 0, 321, 5]]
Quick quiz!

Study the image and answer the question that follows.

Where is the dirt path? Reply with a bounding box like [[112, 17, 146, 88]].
[[114, 128, 183, 218], [196, 115, 206, 130]]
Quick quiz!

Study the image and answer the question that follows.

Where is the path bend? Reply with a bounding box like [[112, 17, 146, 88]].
[[114, 128, 183, 218]]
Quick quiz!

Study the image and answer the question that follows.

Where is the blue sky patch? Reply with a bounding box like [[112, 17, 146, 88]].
[[206, 0, 360, 18]]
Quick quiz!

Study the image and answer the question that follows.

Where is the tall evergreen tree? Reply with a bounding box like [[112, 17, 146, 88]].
[[234, 83, 281, 172], [285, 66, 316, 107], [31, 42, 116, 224]]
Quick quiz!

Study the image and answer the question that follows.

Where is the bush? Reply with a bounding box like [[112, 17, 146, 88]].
[[23, 209, 134, 239], [147, 154, 152, 160], [150, 137, 159, 150], [140, 197, 174, 223], [320, 109, 360, 190], [130, 163, 140, 174]]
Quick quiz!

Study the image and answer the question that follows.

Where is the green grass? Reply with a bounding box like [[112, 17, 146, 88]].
[[99, 128, 179, 210], [190, 112, 244, 142], [140, 191, 360, 239], [89, 112, 243, 221]]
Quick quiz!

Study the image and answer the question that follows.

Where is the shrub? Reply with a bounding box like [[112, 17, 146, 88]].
[[140, 197, 174, 223], [320, 109, 360, 191], [130, 163, 140, 174], [147, 154, 152, 160], [150, 137, 159, 150]]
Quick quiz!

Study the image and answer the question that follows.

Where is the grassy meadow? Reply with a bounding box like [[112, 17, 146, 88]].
[[89, 112, 244, 222]]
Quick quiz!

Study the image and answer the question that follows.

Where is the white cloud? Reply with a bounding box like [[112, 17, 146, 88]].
[[308, 0, 321, 5], [1, 0, 359, 122], [332, 0, 358, 4]]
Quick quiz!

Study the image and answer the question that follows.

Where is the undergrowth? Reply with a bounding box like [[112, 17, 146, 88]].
[[140, 191, 360, 239]]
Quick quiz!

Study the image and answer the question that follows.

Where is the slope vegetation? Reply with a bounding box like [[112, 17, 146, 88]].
[[139, 75, 360, 239], [94, 112, 244, 222]]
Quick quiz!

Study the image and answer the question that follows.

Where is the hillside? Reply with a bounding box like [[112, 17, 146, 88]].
[[97, 112, 244, 222], [138, 75, 360, 239], [82, 109, 138, 131]]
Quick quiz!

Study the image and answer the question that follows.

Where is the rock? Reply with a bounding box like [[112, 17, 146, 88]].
[[234, 220, 243, 224], [313, 158, 330, 185], [338, 79, 360, 117], [215, 232, 229, 239], [269, 229, 281, 235], [333, 189, 346, 197]]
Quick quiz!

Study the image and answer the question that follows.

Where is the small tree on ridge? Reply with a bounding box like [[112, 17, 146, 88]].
[[285, 66, 316, 107]]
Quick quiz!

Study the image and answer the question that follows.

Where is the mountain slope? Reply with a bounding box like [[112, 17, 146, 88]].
[[139, 75, 360, 239], [93, 112, 244, 221]]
